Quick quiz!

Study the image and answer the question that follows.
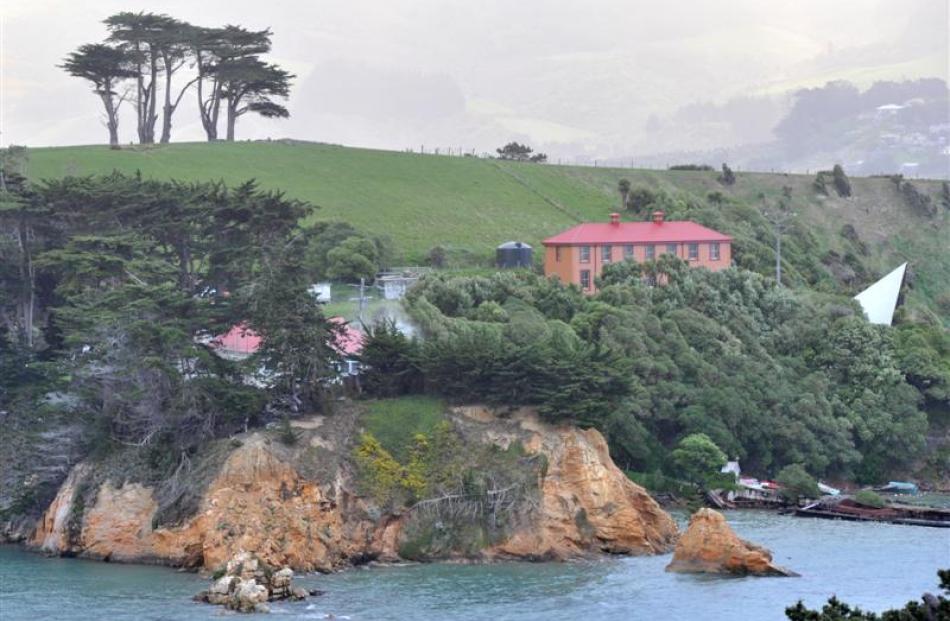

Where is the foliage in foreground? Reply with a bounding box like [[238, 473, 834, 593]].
[[786, 570, 949, 620]]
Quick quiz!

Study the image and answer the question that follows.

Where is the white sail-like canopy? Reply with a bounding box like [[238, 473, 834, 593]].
[[854, 262, 907, 325]]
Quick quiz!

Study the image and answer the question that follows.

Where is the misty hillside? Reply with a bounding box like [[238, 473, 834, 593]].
[[21, 141, 950, 321], [630, 78, 950, 178]]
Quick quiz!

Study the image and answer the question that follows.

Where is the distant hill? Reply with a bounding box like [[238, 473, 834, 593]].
[[628, 78, 950, 179], [21, 140, 950, 322]]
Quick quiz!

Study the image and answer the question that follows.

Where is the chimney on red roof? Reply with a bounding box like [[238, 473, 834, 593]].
[[652, 210, 665, 224], [609, 212, 620, 226]]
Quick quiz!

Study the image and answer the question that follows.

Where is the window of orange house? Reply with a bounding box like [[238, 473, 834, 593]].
[[624, 245, 634, 260], [645, 245, 655, 260], [602, 245, 612, 263], [666, 243, 677, 254], [580, 246, 591, 263], [688, 243, 699, 260], [710, 242, 720, 261], [580, 269, 591, 290]]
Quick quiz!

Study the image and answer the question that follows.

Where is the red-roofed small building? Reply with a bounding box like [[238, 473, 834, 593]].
[[209, 318, 365, 377], [329, 316, 365, 376], [211, 323, 262, 361], [542, 211, 732, 292]]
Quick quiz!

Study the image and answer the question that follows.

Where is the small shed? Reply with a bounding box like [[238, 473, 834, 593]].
[[496, 241, 533, 269], [308, 282, 332, 303]]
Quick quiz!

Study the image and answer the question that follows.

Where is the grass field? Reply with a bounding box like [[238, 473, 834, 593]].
[[20, 140, 949, 319]]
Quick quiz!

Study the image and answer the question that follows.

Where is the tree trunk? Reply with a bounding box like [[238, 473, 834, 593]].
[[99, 90, 121, 150], [197, 77, 220, 141], [108, 123, 120, 149], [143, 54, 158, 144], [226, 102, 237, 141], [160, 58, 173, 144], [209, 84, 221, 141], [162, 75, 198, 144], [204, 109, 218, 141], [160, 103, 172, 144], [135, 43, 146, 144], [15, 218, 35, 349]]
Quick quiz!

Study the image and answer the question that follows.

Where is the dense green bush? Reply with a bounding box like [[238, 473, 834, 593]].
[[625, 186, 659, 213], [717, 163, 736, 186], [394, 264, 929, 482], [326, 236, 381, 282], [832, 164, 852, 197], [899, 180, 936, 217], [359, 320, 423, 398], [304, 221, 391, 282], [669, 164, 714, 171], [671, 433, 727, 488], [775, 464, 820, 504], [853, 490, 886, 508]]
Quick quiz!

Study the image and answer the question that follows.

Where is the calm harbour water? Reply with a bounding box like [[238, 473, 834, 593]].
[[1, 511, 947, 621]]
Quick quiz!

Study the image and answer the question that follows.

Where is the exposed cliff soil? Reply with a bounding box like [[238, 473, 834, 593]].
[[26, 404, 677, 570], [666, 508, 796, 577]]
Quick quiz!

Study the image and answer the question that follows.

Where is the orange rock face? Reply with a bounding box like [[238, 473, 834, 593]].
[[488, 412, 677, 558], [666, 508, 796, 577], [32, 436, 392, 571], [31, 408, 678, 570]]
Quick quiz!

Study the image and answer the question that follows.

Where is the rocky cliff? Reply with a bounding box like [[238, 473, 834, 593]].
[[26, 405, 677, 571]]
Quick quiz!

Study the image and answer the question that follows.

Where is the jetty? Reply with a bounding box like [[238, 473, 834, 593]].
[[795, 497, 950, 528]]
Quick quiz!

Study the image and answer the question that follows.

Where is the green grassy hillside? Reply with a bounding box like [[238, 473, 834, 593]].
[[22, 140, 949, 320]]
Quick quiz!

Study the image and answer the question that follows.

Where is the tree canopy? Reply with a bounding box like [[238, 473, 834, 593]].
[[496, 142, 548, 163], [0, 169, 334, 456], [360, 263, 933, 483], [62, 12, 292, 145], [60, 44, 137, 148]]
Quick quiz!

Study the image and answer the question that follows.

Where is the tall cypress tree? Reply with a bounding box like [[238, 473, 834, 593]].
[[60, 44, 136, 148]]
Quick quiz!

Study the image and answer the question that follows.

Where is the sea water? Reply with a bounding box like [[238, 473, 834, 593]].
[[1, 511, 947, 620]]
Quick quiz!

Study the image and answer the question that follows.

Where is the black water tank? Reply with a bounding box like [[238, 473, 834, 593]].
[[496, 241, 533, 268]]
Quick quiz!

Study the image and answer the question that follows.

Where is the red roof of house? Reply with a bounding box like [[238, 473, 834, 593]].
[[329, 317, 365, 357], [211, 317, 365, 358], [212, 323, 262, 355], [542, 220, 731, 246]]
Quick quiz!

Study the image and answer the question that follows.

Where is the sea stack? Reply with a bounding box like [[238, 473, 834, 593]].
[[666, 508, 797, 577]]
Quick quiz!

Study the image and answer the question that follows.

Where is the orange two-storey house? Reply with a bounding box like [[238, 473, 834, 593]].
[[542, 211, 732, 292]]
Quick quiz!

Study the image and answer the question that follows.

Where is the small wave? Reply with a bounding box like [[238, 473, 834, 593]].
[[302, 607, 350, 620]]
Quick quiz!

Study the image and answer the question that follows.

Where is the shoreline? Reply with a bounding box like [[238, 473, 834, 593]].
[[3, 512, 947, 621]]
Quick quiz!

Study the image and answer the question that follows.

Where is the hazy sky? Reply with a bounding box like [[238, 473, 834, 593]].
[[1, 0, 947, 158]]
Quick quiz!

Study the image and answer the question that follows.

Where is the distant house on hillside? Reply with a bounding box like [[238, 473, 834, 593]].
[[328, 316, 365, 377], [209, 317, 365, 377], [542, 211, 732, 293]]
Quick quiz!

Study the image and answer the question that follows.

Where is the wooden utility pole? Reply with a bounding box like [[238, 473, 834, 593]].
[[763, 207, 796, 287], [348, 277, 373, 326]]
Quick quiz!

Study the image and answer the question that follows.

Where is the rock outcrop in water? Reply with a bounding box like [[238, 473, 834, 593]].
[[193, 551, 308, 613], [666, 508, 796, 577], [28, 406, 677, 570]]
